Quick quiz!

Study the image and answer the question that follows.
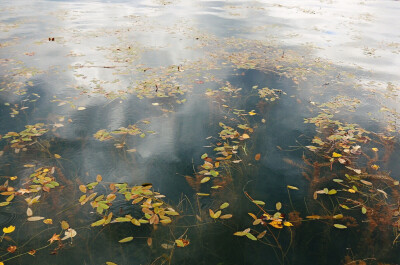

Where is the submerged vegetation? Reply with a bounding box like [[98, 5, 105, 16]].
[[1, 0, 400, 264]]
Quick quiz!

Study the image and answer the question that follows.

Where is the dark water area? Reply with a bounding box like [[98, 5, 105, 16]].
[[1, 0, 400, 264]]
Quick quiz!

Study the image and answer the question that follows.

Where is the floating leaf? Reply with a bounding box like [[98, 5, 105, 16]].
[[220, 214, 233, 219], [276, 202, 282, 211], [333, 214, 343, 219], [333, 179, 343, 183], [328, 189, 337, 195], [360, 180, 372, 186], [252, 200, 265, 206], [54, 154, 61, 159], [371, 164, 380, 170], [248, 213, 257, 220], [362, 207, 367, 214], [96, 174, 102, 182], [61, 220, 69, 230], [91, 219, 105, 227], [196, 193, 210, 196], [287, 185, 299, 190], [119, 237, 133, 243], [333, 224, 347, 229], [372, 148, 379, 152], [61, 228, 77, 240], [283, 221, 293, 227], [269, 220, 283, 229], [48, 233, 60, 244], [27, 216, 45, 222], [201, 177, 210, 183], [43, 219, 53, 224], [175, 238, 190, 247], [245, 233, 257, 241], [220, 202, 229, 209], [26, 207, 33, 217], [79, 185, 87, 193], [332, 152, 342, 158], [306, 215, 321, 219], [77, 107, 86, 110], [106, 262, 118, 265], [3, 225, 15, 233], [254, 153, 261, 161], [257, 230, 267, 239], [7, 245, 17, 253], [242, 134, 250, 139]]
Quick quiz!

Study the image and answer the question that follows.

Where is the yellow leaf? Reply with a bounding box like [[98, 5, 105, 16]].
[[209, 209, 215, 218], [283, 221, 293, 227], [96, 174, 102, 182], [269, 220, 283, 229], [119, 237, 133, 243], [333, 224, 347, 229], [242, 134, 250, 139], [77, 107, 86, 110], [248, 111, 257, 116], [332, 152, 342, 158], [24, 164, 35, 168], [196, 193, 210, 196], [248, 213, 257, 220], [371, 164, 380, 170], [348, 189, 356, 193], [306, 215, 321, 219], [372, 148, 378, 152], [54, 154, 61, 159], [276, 202, 282, 211], [287, 185, 299, 190], [79, 185, 87, 193], [43, 219, 53, 224], [106, 262, 118, 265], [201, 177, 210, 183], [3, 225, 15, 234], [61, 220, 69, 230]]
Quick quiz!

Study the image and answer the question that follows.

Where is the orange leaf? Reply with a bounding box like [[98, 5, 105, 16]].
[[254, 153, 261, 161], [48, 233, 60, 244], [269, 220, 283, 229], [7, 245, 17, 253], [96, 174, 103, 182]]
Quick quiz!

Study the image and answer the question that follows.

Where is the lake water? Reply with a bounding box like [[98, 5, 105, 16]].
[[1, 0, 400, 264]]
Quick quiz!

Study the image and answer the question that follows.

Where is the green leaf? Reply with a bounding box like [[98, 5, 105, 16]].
[[119, 237, 133, 243], [333, 224, 347, 229], [91, 219, 105, 227], [201, 177, 210, 183], [276, 202, 282, 211], [115, 217, 131, 222], [245, 233, 257, 241], [328, 189, 337, 195], [175, 239, 184, 247], [252, 200, 265, 206], [201, 153, 208, 159], [362, 207, 367, 214], [220, 202, 229, 209], [210, 170, 219, 177]]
